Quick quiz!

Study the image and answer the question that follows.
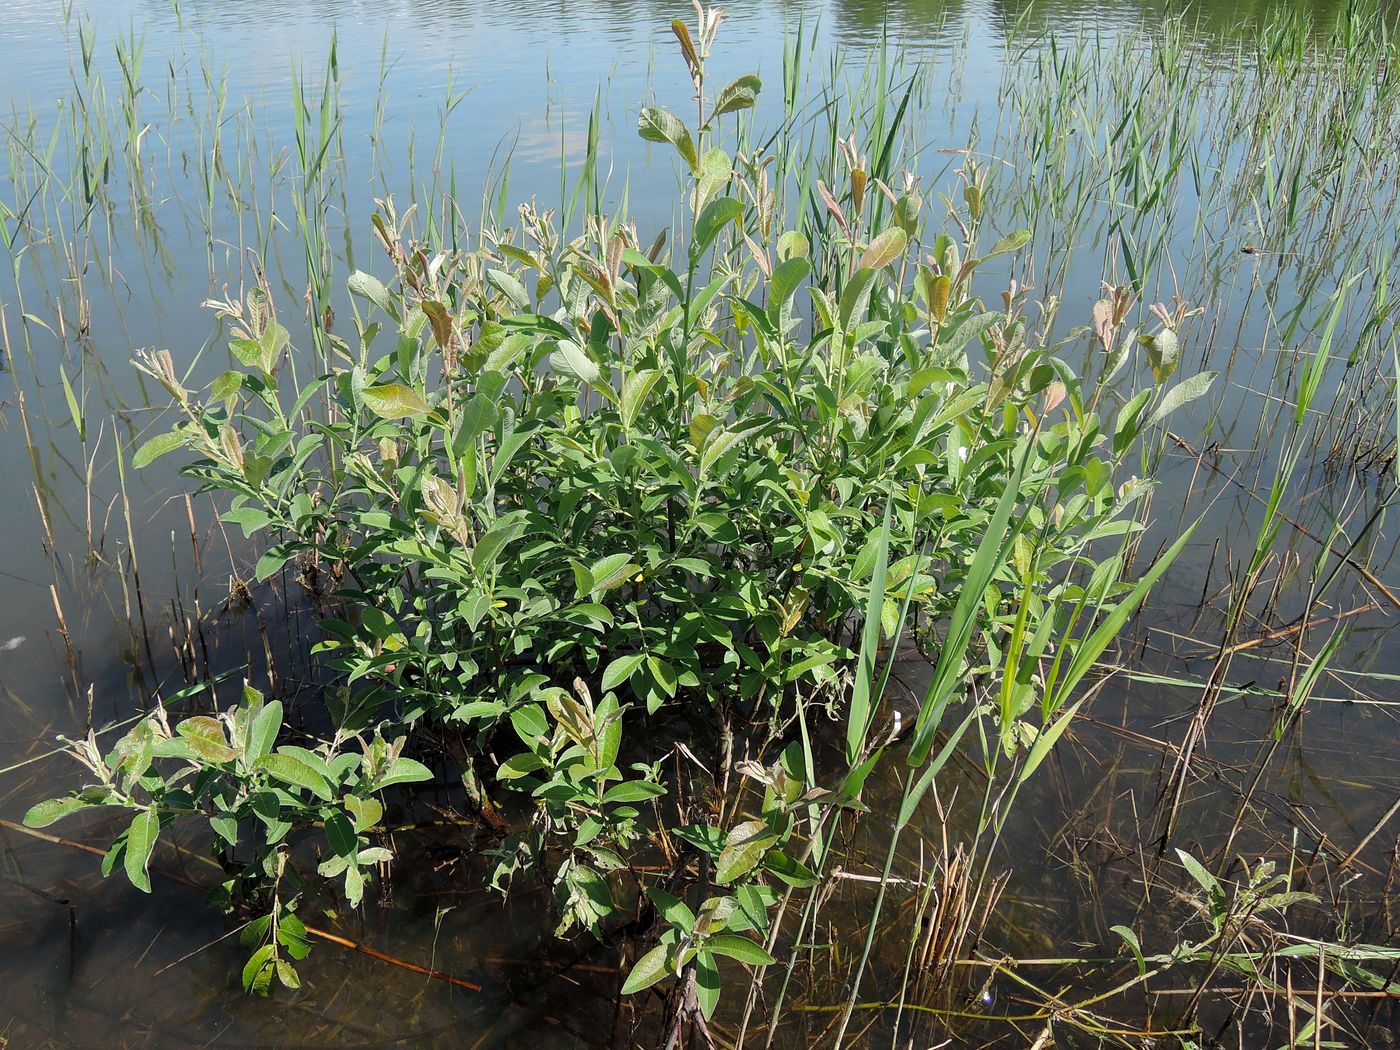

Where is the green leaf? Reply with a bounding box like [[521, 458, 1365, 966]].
[[699, 426, 746, 478], [242, 944, 275, 995], [256, 753, 334, 801], [245, 699, 283, 763], [1176, 848, 1221, 897], [258, 322, 290, 374], [210, 370, 243, 402], [255, 542, 301, 582], [777, 230, 809, 261], [210, 813, 238, 847], [376, 756, 434, 789], [601, 781, 666, 805], [715, 819, 778, 885], [59, 364, 84, 441], [673, 823, 725, 856], [980, 229, 1031, 260], [734, 884, 775, 935], [1111, 924, 1146, 977], [693, 196, 744, 257], [222, 506, 272, 538], [549, 339, 601, 385], [621, 942, 672, 995], [488, 269, 531, 311], [347, 270, 395, 316], [132, 430, 186, 469], [229, 337, 263, 369], [764, 849, 819, 887], [706, 933, 775, 966], [711, 74, 762, 117], [838, 267, 878, 330], [471, 514, 527, 573], [908, 438, 1031, 767], [695, 949, 721, 1019], [1016, 698, 1084, 782], [511, 705, 549, 745], [275, 959, 302, 990], [124, 808, 160, 893], [1146, 371, 1217, 428], [859, 227, 908, 271], [453, 392, 499, 455], [362, 383, 430, 419], [344, 795, 383, 832], [847, 501, 892, 764], [647, 655, 678, 697], [620, 369, 661, 429], [692, 148, 732, 213], [23, 796, 92, 828], [1146, 327, 1181, 384], [587, 553, 637, 595], [648, 887, 696, 929], [637, 107, 697, 171], [1040, 523, 1196, 725], [498, 752, 546, 780], [939, 310, 1002, 353], [324, 809, 358, 858], [766, 257, 810, 326], [602, 653, 647, 692], [178, 715, 239, 763]]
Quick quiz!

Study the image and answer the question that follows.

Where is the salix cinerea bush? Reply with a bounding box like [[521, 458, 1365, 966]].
[[26, 3, 1210, 1008]]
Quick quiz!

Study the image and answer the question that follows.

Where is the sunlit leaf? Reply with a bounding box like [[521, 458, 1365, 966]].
[[347, 270, 395, 316], [256, 753, 334, 801], [859, 227, 908, 271], [132, 430, 186, 470], [621, 943, 672, 995], [706, 933, 775, 966], [124, 808, 160, 893], [362, 383, 430, 419], [637, 106, 697, 171], [712, 74, 762, 117]]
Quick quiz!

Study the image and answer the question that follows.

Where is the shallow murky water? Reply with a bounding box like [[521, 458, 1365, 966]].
[[3, 0, 1400, 1045]]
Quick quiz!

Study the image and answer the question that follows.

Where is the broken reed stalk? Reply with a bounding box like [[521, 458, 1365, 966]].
[[1218, 601, 1378, 656], [1337, 794, 1400, 873], [48, 584, 82, 702], [114, 435, 159, 681]]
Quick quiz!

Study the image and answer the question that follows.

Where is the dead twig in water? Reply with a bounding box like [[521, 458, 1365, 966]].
[[1218, 602, 1379, 657], [1337, 794, 1400, 873]]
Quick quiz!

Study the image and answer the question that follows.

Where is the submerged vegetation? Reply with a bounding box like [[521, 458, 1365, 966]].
[[3, 1, 1400, 1046]]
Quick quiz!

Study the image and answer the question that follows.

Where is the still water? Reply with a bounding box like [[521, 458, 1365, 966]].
[[2, 0, 1399, 1045]]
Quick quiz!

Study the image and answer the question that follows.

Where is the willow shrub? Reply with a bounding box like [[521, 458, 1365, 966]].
[[25, 10, 1208, 1007]]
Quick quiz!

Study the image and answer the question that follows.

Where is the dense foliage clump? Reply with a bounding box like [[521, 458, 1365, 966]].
[[26, 9, 1206, 1013]]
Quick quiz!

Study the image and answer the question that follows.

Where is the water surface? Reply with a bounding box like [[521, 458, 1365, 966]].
[[3, 0, 1399, 1045]]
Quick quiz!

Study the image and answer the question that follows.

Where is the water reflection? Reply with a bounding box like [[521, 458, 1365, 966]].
[[99, 0, 1400, 58]]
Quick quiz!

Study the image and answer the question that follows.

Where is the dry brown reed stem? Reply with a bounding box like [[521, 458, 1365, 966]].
[[1337, 794, 1400, 873], [1218, 601, 1379, 656], [116, 440, 159, 680], [300, 923, 482, 992], [1150, 986, 1400, 999], [48, 584, 81, 700], [184, 492, 201, 574]]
